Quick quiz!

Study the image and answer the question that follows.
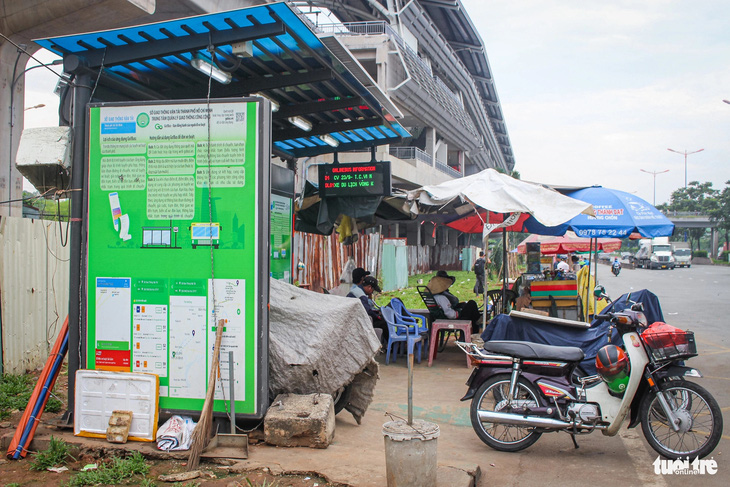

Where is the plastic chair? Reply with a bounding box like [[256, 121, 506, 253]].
[[381, 307, 424, 365], [389, 297, 429, 349]]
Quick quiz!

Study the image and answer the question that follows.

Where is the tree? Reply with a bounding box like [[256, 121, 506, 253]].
[[707, 180, 730, 255], [665, 181, 718, 251], [22, 191, 70, 221]]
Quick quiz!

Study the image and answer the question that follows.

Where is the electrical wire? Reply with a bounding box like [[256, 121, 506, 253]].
[[0, 32, 71, 85]]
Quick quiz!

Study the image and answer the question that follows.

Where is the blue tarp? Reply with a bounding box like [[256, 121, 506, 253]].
[[481, 289, 664, 375]]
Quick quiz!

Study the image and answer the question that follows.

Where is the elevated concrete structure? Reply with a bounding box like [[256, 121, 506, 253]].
[[1, 0, 515, 222]]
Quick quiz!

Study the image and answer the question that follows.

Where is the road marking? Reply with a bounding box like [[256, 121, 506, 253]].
[[702, 375, 730, 381], [619, 428, 668, 486]]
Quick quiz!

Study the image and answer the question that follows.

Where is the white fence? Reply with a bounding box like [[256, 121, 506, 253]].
[[0, 216, 69, 374]]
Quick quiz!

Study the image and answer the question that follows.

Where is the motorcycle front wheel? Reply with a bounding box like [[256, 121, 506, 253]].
[[470, 375, 543, 452], [640, 379, 723, 459]]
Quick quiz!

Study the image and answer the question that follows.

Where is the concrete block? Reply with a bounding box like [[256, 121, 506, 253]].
[[264, 393, 335, 449]]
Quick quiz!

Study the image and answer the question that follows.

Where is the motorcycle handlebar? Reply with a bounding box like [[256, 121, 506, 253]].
[[595, 313, 612, 321]]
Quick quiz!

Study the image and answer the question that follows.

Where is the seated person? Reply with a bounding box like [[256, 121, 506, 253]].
[[556, 257, 570, 273], [571, 255, 582, 273], [426, 270, 482, 334], [349, 267, 371, 298], [347, 275, 387, 343]]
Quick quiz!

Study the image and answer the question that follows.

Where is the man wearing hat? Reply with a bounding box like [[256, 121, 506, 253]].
[[427, 271, 481, 334], [349, 267, 370, 299], [347, 275, 388, 343]]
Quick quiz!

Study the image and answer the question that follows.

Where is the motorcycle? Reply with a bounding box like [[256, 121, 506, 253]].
[[611, 263, 621, 276], [457, 290, 723, 459]]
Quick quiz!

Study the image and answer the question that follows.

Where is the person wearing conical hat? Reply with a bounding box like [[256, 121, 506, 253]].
[[427, 271, 481, 334]]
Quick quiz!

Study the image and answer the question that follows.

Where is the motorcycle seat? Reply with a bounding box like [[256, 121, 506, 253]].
[[482, 340, 585, 362]]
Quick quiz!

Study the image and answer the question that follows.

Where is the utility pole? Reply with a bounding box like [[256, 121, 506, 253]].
[[667, 148, 704, 190], [639, 169, 669, 206]]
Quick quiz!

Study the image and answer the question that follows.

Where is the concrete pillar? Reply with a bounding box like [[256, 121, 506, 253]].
[[406, 222, 420, 246], [425, 127, 436, 165], [711, 227, 718, 259], [447, 228, 458, 247], [0, 42, 30, 217], [424, 222, 436, 246]]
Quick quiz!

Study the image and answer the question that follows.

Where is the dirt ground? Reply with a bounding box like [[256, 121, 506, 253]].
[[0, 369, 346, 487]]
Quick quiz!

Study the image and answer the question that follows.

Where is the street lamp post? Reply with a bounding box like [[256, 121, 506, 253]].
[[640, 169, 669, 206], [667, 148, 704, 189]]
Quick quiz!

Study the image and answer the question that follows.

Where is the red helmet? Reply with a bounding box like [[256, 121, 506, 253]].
[[596, 345, 629, 376]]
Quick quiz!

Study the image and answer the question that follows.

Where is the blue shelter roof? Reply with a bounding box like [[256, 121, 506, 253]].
[[35, 2, 408, 158]]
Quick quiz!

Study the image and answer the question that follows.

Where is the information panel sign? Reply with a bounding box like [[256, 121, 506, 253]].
[[269, 194, 292, 283], [85, 99, 269, 416], [318, 161, 391, 197]]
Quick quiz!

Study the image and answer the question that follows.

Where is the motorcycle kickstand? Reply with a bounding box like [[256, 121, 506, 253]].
[[569, 433, 579, 449], [567, 410, 579, 449]]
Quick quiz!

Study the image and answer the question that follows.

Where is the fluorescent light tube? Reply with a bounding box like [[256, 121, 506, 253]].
[[190, 57, 232, 84], [288, 116, 312, 131], [321, 134, 340, 147]]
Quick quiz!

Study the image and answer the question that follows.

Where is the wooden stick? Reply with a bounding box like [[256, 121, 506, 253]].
[[187, 318, 225, 470]]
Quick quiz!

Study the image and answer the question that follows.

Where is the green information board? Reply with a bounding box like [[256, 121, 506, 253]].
[[269, 194, 292, 283], [85, 99, 270, 416]]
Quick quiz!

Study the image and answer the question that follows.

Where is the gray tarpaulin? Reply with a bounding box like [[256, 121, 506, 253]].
[[269, 278, 381, 424]]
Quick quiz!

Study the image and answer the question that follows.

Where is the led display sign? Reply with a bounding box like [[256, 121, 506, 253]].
[[318, 161, 391, 197]]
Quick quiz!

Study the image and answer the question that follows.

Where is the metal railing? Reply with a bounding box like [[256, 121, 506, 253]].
[[316, 21, 387, 36], [389, 146, 462, 176], [435, 160, 462, 177]]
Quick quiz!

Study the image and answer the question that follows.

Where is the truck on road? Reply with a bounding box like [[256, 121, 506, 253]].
[[671, 241, 692, 268], [634, 237, 676, 270]]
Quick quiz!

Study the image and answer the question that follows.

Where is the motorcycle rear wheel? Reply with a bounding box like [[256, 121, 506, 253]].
[[470, 375, 543, 452], [640, 380, 723, 459]]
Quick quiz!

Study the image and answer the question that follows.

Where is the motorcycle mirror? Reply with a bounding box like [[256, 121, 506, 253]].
[[593, 285, 606, 298], [631, 302, 644, 312]]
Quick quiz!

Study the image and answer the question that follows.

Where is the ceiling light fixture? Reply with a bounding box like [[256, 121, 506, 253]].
[[190, 57, 232, 84], [254, 93, 279, 112], [321, 134, 340, 147], [288, 116, 312, 132]]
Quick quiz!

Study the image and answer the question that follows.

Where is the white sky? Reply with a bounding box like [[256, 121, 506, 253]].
[[23, 0, 730, 206], [463, 0, 730, 205]]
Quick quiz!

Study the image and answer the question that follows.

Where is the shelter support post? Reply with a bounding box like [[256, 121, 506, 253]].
[[63, 72, 92, 425]]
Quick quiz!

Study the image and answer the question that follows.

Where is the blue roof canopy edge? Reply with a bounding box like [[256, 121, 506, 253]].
[[35, 2, 409, 158]]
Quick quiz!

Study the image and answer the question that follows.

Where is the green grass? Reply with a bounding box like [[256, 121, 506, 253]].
[[374, 270, 500, 309], [30, 436, 75, 471], [0, 374, 64, 420], [65, 452, 149, 486]]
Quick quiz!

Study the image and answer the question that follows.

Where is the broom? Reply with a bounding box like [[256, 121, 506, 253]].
[[188, 318, 225, 470]]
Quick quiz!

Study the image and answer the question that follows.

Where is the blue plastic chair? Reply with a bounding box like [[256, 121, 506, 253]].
[[389, 297, 429, 349], [381, 306, 424, 364]]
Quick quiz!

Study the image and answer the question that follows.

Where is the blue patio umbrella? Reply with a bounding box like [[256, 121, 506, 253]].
[[531, 186, 675, 238]]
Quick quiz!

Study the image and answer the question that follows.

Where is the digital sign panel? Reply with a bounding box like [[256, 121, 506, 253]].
[[318, 161, 391, 197]]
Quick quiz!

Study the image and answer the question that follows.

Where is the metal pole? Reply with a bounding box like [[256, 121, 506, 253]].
[[228, 351, 235, 434], [407, 351, 413, 425], [584, 238, 593, 321], [502, 230, 508, 313], [65, 72, 92, 423], [640, 169, 669, 206], [667, 148, 703, 190]]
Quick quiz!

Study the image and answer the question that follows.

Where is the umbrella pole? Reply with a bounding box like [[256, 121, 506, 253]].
[[585, 238, 593, 321], [502, 230, 508, 313], [593, 238, 599, 315]]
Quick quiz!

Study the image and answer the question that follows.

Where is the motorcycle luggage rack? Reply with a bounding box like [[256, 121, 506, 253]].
[[456, 341, 513, 361]]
